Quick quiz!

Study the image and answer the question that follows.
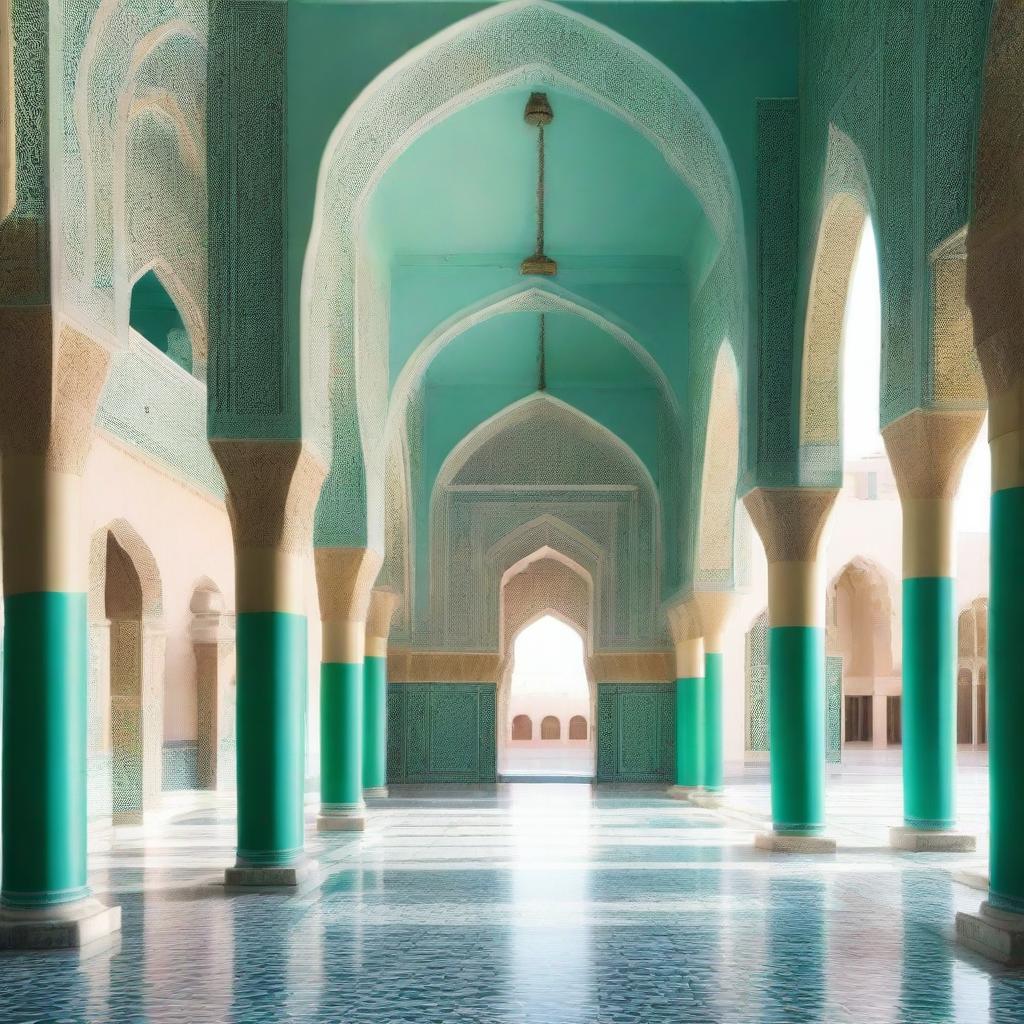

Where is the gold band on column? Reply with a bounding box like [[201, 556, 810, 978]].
[[667, 598, 704, 676], [1, 455, 83, 595], [693, 592, 737, 654], [990, 384, 1024, 493], [323, 620, 365, 665], [315, 547, 383, 661], [365, 588, 401, 659], [743, 487, 838, 628]]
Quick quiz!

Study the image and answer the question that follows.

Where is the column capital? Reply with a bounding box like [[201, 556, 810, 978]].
[[315, 547, 383, 662], [211, 439, 326, 614], [693, 591, 737, 654], [882, 409, 984, 500], [989, 381, 1024, 492], [742, 486, 838, 562], [366, 587, 401, 657], [667, 597, 703, 678]]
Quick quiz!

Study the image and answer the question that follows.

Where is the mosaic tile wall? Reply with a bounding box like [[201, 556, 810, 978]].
[[162, 741, 200, 791], [596, 684, 675, 783], [387, 683, 497, 784]]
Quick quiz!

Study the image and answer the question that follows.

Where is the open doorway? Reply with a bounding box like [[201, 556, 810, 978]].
[[501, 615, 594, 780]]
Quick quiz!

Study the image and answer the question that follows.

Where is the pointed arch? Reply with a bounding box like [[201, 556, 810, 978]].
[[694, 341, 741, 587], [799, 126, 875, 485], [303, 0, 746, 547]]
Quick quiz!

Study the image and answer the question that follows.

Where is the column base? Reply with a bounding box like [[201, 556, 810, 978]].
[[689, 791, 723, 809], [666, 785, 701, 801], [317, 808, 366, 832], [363, 786, 389, 799], [0, 897, 122, 950], [890, 826, 977, 852], [755, 831, 837, 854], [956, 902, 1024, 965], [224, 859, 320, 889]]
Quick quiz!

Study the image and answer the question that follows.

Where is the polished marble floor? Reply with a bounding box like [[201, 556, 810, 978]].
[[2, 774, 1023, 1023]]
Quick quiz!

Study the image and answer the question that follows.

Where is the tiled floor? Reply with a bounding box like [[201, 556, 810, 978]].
[[2, 770, 1023, 1023]]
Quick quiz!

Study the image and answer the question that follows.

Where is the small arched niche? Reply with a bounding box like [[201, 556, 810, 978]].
[[541, 716, 561, 741], [89, 521, 165, 826]]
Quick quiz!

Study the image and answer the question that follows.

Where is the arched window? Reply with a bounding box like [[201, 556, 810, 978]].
[[541, 716, 561, 740], [129, 269, 192, 373], [511, 714, 532, 741], [568, 715, 588, 740]]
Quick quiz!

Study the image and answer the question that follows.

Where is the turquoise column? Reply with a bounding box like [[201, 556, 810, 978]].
[[0, 443, 121, 944], [363, 589, 399, 798], [667, 600, 705, 798], [314, 548, 382, 832], [768, 627, 826, 833], [674, 674, 705, 790], [214, 439, 326, 886], [695, 593, 735, 795], [883, 410, 982, 851], [989, 484, 1024, 913], [745, 486, 838, 851], [901, 577, 956, 830], [2, 592, 89, 908], [234, 612, 307, 866], [319, 658, 365, 828], [363, 655, 388, 796], [703, 652, 725, 792]]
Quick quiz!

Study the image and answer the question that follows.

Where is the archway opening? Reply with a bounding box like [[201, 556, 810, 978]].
[[129, 269, 192, 374], [503, 615, 593, 780]]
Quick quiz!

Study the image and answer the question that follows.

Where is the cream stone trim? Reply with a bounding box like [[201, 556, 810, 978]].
[[767, 560, 826, 628], [0, 0, 13, 220], [901, 498, 955, 578], [693, 591, 736, 653], [235, 549, 305, 616], [1, 455, 84, 594], [990, 383, 1024, 493], [366, 587, 401, 650], [674, 637, 704, 679], [323, 620, 365, 665], [365, 635, 388, 658], [315, 546, 383, 623]]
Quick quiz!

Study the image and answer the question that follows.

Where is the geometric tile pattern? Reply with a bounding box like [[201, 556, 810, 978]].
[[0, 782, 1019, 1023], [596, 684, 675, 783]]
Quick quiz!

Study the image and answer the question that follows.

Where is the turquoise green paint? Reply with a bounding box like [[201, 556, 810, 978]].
[[363, 655, 388, 791], [901, 576, 956, 831], [674, 676, 704, 788], [989, 487, 1024, 915], [596, 684, 675, 783], [321, 661, 364, 807], [387, 683, 496, 783], [768, 626, 825, 835], [235, 612, 307, 866], [2, 592, 89, 908], [703, 652, 724, 792], [129, 269, 192, 374]]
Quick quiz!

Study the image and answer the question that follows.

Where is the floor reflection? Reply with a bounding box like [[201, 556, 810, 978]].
[[0, 784, 1021, 1023]]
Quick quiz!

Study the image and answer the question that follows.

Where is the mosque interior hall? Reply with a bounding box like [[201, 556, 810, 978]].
[[2, 0, 1024, 1021]]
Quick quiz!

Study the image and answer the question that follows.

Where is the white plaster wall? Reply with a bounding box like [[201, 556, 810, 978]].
[[82, 433, 236, 744], [721, 456, 990, 767]]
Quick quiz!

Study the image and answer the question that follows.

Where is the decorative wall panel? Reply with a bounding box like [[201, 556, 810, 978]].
[[596, 684, 674, 783], [387, 683, 496, 784]]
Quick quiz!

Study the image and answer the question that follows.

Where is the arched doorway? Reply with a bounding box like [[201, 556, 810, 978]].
[[502, 616, 594, 780], [89, 521, 165, 826], [826, 557, 899, 748]]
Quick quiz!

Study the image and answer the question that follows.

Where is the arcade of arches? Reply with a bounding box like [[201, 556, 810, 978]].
[[1, 0, 1024, 1017]]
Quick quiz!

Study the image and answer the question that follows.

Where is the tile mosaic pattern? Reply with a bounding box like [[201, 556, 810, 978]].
[[1, 782, 1023, 1023]]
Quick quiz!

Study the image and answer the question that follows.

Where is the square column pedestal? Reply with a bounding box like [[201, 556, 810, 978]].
[[317, 807, 366, 832], [224, 859, 320, 889], [956, 903, 1024, 965], [890, 826, 977, 852], [755, 831, 837, 854], [0, 898, 122, 951], [666, 786, 701, 801]]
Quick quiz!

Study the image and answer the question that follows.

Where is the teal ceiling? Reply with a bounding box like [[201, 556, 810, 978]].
[[129, 270, 191, 373], [425, 311, 658, 389], [367, 88, 712, 269]]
